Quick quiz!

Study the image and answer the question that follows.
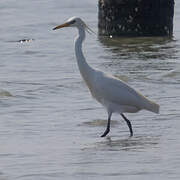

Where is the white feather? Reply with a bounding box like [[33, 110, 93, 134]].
[[53, 17, 160, 137]]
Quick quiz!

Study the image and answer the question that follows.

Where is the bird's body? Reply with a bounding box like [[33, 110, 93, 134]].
[[53, 17, 159, 137], [84, 70, 159, 114]]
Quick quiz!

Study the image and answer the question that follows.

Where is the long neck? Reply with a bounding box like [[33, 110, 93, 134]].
[[75, 27, 93, 83]]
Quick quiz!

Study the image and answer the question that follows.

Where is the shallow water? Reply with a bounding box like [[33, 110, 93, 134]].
[[0, 0, 180, 179]]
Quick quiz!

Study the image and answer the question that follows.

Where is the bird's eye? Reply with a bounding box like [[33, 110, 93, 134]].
[[70, 20, 76, 24]]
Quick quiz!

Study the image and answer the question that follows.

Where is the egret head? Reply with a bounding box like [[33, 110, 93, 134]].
[[53, 17, 94, 34]]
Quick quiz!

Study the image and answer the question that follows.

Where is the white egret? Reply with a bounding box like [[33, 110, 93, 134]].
[[53, 17, 160, 137]]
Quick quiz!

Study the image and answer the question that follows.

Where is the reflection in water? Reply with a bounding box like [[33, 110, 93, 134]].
[[98, 36, 177, 61], [98, 36, 179, 83], [80, 119, 119, 127], [75, 135, 160, 178], [0, 90, 13, 97], [85, 136, 159, 152]]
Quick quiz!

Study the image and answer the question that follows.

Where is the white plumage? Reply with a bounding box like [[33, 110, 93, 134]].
[[89, 70, 159, 114], [53, 17, 160, 137]]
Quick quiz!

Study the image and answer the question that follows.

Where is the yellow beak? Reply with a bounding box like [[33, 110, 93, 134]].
[[53, 22, 70, 30]]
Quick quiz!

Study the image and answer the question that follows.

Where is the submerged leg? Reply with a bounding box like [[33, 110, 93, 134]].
[[101, 112, 112, 137], [121, 113, 133, 136]]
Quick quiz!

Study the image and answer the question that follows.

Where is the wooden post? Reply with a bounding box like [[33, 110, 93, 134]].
[[98, 0, 174, 37]]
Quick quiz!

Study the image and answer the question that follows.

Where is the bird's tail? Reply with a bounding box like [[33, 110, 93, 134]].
[[145, 100, 160, 114]]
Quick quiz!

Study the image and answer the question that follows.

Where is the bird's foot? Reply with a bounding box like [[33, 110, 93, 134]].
[[121, 114, 133, 137], [101, 128, 110, 137], [129, 131, 133, 137]]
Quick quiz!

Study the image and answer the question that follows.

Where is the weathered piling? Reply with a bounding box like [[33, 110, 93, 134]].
[[98, 0, 174, 37]]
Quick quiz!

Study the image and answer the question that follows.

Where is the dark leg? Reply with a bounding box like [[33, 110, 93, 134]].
[[101, 112, 112, 137], [121, 113, 133, 136]]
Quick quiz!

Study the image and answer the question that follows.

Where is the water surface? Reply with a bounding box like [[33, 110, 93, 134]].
[[0, 0, 180, 179]]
